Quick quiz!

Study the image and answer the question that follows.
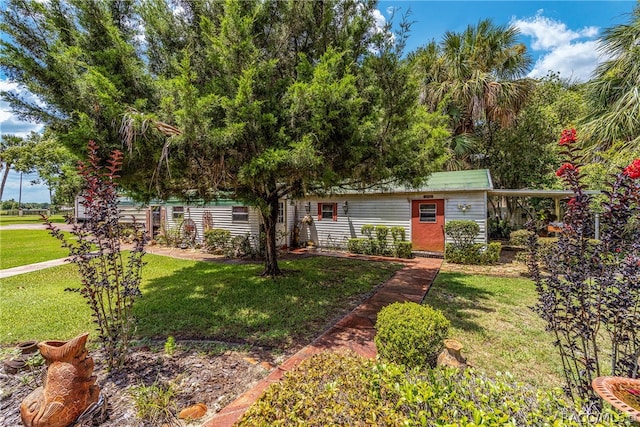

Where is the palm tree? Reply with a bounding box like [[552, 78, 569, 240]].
[[410, 19, 533, 169], [583, 5, 640, 156]]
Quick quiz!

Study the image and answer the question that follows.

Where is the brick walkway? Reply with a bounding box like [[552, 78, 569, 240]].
[[201, 255, 442, 427]]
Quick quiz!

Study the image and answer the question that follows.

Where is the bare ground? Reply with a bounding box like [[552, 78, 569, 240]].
[[1, 341, 295, 427]]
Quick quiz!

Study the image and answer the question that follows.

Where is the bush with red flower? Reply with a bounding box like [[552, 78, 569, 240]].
[[623, 158, 640, 179], [528, 129, 640, 408], [558, 128, 577, 145]]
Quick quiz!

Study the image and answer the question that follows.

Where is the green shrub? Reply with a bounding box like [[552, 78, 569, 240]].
[[238, 352, 631, 426], [509, 229, 533, 247], [238, 352, 407, 426], [157, 224, 183, 247], [347, 238, 368, 254], [349, 225, 409, 257], [224, 233, 255, 258], [394, 241, 412, 259], [130, 380, 178, 424], [483, 241, 501, 264], [375, 225, 390, 255], [445, 242, 501, 265], [203, 228, 231, 254], [164, 336, 176, 356], [444, 220, 480, 246], [360, 224, 375, 239], [390, 226, 406, 243], [375, 302, 449, 369]]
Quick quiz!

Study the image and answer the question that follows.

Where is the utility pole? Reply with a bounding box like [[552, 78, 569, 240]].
[[18, 172, 23, 215]]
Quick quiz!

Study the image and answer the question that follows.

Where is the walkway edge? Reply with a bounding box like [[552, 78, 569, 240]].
[[201, 256, 442, 427], [0, 258, 69, 279]]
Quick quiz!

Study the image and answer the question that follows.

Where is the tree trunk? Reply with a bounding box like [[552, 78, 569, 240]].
[[0, 163, 11, 201], [260, 197, 282, 277]]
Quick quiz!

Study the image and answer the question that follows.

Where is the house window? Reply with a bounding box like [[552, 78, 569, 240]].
[[419, 203, 437, 223], [318, 203, 337, 221], [172, 206, 184, 220], [232, 206, 249, 222], [277, 202, 284, 224]]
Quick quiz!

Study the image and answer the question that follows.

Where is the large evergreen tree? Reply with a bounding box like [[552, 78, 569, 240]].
[[1, 0, 448, 275]]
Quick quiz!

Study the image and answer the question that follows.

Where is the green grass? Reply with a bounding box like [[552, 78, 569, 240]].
[[0, 254, 400, 348], [0, 214, 66, 225], [427, 272, 564, 389], [0, 229, 69, 269]]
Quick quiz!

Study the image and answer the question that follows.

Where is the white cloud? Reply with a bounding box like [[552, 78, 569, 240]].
[[529, 40, 603, 82], [513, 12, 581, 50], [372, 9, 386, 33], [0, 80, 44, 137], [512, 11, 603, 82]]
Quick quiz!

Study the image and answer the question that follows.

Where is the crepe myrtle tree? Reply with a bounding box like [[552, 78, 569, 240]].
[[0, 0, 448, 276], [528, 129, 640, 405]]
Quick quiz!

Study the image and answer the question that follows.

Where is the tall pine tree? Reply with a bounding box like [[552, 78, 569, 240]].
[[1, 0, 448, 275]]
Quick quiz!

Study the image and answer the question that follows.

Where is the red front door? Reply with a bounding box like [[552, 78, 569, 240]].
[[411, 200, 445, 252]]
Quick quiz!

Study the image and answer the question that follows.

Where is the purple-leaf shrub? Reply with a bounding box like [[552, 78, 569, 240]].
[[43, 140, 146, 370], [528, 129, 640, 406]]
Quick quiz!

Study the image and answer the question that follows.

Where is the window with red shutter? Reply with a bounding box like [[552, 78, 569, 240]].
[[319, 203, 337, 221]]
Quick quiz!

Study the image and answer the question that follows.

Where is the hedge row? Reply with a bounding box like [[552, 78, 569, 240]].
[[445, 242, 501, 265], [347, 224, 412, 258], [444, 220, 501, 265]]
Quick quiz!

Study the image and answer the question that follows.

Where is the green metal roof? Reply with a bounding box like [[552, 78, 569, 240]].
[[318, 169, 493, 198], [343, 169, 493, 195], [117, 196, 246, 207], [418, 169, 493, 192]]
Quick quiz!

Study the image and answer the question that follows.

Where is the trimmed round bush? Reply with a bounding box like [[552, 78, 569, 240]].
[[445, 220, 480, 246], [509, 229, 534, 247], [374, 302, 449, 369]]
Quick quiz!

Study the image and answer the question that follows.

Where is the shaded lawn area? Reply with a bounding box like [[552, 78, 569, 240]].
[[0, 214, 66, 225], [0, 229, 70, 269], [427, 272, 564, 390], [0, 254, 401, 349]]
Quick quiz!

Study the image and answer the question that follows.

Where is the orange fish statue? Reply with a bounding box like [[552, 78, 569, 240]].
[[20, 333, 101, 427]]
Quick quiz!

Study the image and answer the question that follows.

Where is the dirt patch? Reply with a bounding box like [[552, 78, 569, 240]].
[[1, 341, 294, 427]]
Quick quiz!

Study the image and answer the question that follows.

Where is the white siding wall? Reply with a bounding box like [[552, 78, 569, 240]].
[[165, 205, 260, 242], [295, 191, 488, 249], [76, 198, 147, 225], [281, 201, 297, 247], [118, 206, 148, 224], [443, 193, 487, 244], [297, 195, 411, 249]]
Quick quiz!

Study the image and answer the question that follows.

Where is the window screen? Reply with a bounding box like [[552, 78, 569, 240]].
[[232, 206, 249, 222], [419, 203, 437, 223], [321, 203, 334, 220], [172, 206, 184, 219]]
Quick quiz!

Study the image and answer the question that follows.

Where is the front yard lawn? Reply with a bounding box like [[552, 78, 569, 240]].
[[0, 229, 70, 269], [0, 214, 66, 225], [428, 271, 564, 389], [0, 254, 401, 348]]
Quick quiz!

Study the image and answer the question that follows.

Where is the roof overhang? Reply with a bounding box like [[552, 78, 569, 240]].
[[488, 189, 601, 198]]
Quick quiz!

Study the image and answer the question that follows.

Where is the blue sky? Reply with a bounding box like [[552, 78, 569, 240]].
[[1, 0, 637, 203]]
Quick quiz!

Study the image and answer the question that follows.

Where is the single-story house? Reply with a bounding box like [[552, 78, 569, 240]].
[[294, 169, 492, 253], [76, 169, 494, 253]]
